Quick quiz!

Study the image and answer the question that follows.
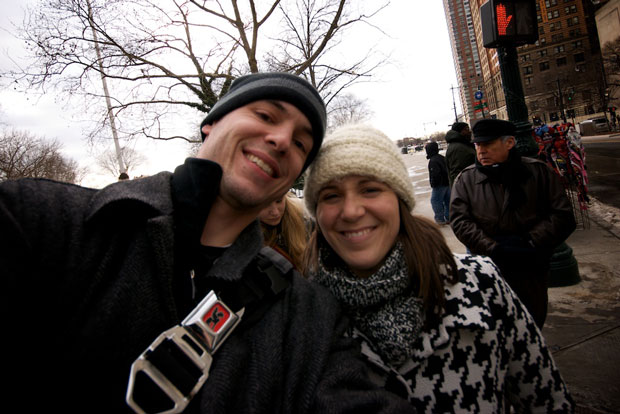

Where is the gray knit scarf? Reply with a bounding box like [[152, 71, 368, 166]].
[[313, 243, 424, 366]]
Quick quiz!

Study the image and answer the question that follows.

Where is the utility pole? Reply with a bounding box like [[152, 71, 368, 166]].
[[87, 0, 127, 178], [423, 121, 437, 138], [556, 78, 567, 124], [450, 85, 460, 122]]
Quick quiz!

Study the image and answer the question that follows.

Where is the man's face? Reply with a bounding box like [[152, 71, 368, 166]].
[[198, 100, 313, 211], [475, 136, 515, 166]]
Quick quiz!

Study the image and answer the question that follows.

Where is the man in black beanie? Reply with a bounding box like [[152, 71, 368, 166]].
[[449, 118, 576, 328], [445, 121, 475, 186], [0, 72, 413, 414]]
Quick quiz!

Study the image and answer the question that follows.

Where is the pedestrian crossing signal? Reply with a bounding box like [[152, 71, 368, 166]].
[[481, 0, 538, 48]]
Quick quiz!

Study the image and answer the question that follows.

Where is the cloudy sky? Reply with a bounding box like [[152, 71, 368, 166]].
[[0, 1, 460, 187]]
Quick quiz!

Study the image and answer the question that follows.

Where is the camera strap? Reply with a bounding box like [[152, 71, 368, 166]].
[[126, 247, 291, 414]]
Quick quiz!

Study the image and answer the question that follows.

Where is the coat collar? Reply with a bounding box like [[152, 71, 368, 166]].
[[85, 171, 175, 223], [407, 254, 496, 362]]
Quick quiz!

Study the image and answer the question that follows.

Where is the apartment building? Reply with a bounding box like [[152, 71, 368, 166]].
[[443, 0, 606, 125], [443, 0, 484, 123]]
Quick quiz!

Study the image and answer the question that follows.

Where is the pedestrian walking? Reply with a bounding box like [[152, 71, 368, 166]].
[[450, 118, 576, 328], [425, 141, 450, 224]]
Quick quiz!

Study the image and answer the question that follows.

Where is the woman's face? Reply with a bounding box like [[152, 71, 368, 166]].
[[259, 196, 287, 226], [316, 175, 400, 278]]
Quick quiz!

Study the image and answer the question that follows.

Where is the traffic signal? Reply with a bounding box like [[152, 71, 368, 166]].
[[482, 0, 539, 48]]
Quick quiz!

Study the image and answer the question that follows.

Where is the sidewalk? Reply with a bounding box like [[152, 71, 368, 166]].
[[412, 191, 620, 413]]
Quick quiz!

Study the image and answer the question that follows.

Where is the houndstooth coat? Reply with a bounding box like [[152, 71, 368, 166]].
[[355, 254, 574, 413]]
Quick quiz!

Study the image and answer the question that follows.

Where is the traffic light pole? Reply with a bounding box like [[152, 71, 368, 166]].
[[497, 45, 539, 157]]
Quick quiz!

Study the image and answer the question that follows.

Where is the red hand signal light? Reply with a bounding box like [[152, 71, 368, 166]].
[[495, 3, 513, 36]]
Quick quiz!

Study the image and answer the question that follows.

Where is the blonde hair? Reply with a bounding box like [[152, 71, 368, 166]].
[[261, 192, 308, 272]]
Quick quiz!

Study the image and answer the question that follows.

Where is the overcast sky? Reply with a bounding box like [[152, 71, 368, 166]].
[[0, 1, 460, 188]]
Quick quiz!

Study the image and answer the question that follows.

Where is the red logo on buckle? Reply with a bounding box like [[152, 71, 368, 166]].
[[202, 303, 230, 332]]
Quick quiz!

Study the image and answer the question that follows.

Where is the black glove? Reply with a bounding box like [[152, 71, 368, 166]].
[[490, 235, 538, 269]]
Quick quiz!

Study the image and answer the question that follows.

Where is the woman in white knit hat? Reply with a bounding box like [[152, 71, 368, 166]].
[[302, 123, 574, 413]]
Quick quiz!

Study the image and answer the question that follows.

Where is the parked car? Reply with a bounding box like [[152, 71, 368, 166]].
[[591, 117, 611, 133], [579, 117, 610, 135]]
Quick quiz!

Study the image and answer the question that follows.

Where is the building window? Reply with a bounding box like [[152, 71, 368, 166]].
[[546, 10, 560, 20], [541, 37, 547, 44], [554, 45, 565, 54], [521, 54, 531, 62], [540, 61, 550, 71], [524, 66, 533, 74], [572, 40, 583, 49], [565, 5, 577, 14], [537, 14, 543, 23], [574, 52, 585, 63], [569, 28, 581, 37], [556, 57, 567, 66], [539, 49, 548, 57], [552, 33, 564, 42], [545, 0, 558, 6], [525, 76, 534, 85], [539, 26, 545, 34]]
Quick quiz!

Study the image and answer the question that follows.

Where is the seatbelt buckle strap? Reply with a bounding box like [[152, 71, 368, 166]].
[[126, 291, 243, 414]]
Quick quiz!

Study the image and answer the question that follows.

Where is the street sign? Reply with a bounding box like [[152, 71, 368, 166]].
[[474, 91, 483, 100]]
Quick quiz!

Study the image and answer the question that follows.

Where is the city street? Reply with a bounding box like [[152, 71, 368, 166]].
[[583, 134, 620, 210], [400, 145, 620, 413]]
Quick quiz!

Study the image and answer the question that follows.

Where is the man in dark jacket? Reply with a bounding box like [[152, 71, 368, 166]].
[[445, 121, 475, 186], [449, 119, 576, 328], [0, 73, 413, 414], [425, 141, 450, 224]]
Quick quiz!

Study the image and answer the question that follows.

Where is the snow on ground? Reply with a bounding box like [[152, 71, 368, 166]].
[[587, 196, 620, 238]]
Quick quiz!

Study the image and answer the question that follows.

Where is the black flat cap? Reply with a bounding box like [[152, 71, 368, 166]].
[[472, 119, 516, 143]]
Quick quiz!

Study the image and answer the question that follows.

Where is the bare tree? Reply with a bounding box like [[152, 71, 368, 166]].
[[264, 0, 389, 105], [96, 146, 146, 178], [4, 0, 389, 145], [327, 93, 373, 130], [0, 129, 85, 183]]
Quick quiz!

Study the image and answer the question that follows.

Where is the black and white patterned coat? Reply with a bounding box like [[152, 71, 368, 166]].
[[355, 254, 574, 413]]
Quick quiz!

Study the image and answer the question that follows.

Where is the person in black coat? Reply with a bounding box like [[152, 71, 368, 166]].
[[425, 141, 451, 224], [0, 73, 413, 414]]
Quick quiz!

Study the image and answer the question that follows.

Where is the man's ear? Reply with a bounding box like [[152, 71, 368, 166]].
[[201, 123, 212, 140], [506, 136, 516, 150]]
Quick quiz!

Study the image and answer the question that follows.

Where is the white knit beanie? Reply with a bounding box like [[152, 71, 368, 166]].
[[303, 124, 415, 218]]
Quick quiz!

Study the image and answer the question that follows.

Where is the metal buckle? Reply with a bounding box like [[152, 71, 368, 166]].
[[126, 291, 243, 414]]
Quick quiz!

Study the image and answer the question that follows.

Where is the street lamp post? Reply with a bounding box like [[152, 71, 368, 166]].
[[496, 45, 539, 157]]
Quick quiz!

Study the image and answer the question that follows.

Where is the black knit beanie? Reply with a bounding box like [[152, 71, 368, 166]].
[[451, 122, 469, 132], [200, 72, 327, 171]]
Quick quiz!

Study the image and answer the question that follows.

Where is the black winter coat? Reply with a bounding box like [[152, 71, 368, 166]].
[[0, 159, 413, 414], [427, 154, 450, 188], [445, 130, 476, 186]]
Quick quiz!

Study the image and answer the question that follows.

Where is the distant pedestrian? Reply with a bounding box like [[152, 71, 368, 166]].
[[445, 121, 475, 186], [450, 119, 576, 328], [425, 141, 450, 224]]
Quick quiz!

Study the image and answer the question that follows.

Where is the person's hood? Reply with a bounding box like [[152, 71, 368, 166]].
[[445, 129, 466, 143], [425, 142, 439, 158]]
